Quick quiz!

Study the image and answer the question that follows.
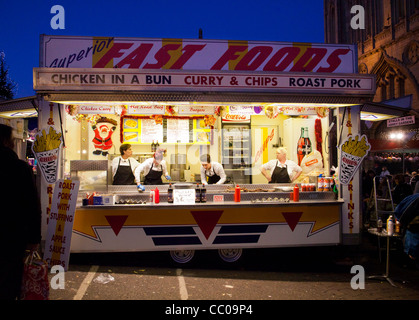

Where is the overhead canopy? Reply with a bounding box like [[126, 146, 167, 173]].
[[0, 96, 38, 118], [360, 95, 414, 121]]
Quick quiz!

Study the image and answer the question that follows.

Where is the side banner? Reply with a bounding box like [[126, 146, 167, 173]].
[[44, 179, 80, 271]]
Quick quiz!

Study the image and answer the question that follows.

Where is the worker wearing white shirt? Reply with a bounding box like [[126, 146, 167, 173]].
[[200, 154, 226, 185], [260, 147, 302, 183], [112, 144, 139, 185], [134, 148, 171, 185]]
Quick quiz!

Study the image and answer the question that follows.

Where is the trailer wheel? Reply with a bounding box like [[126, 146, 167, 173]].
[[170, 250, 195, 264], [218, 248, 242, 263]]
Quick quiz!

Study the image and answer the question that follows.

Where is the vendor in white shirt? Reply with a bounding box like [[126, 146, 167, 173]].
[[260, 147, 302, 183], [135, 148, 171, 185], [200, 154, 226, 185], [112, 144, 140, 185]]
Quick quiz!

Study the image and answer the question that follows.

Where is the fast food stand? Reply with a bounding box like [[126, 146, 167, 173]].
[[33, 35, 376, 264]]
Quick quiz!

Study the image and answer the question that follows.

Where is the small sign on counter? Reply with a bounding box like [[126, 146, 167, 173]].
[[213, 195, 224, 203], [173, 189, 196, 205]]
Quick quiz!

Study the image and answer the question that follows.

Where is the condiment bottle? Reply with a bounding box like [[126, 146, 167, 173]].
[[195, 183, 201, 203], [154, 187, 160, 204], [200, 184, 207, 203], [234, 184, 241, 202], [149, 190, 154, 204], [395, 219, 400, 235], [293, 184, 300, 202], [167, 183, 173, 203], [387, 215, 394, 236], [377, 218, 383, 233]]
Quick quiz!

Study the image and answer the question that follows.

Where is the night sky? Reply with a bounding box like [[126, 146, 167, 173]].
[[0, 0, 324, 98]]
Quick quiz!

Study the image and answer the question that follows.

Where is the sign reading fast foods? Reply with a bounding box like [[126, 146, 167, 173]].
[[40, 35, 357, 73]]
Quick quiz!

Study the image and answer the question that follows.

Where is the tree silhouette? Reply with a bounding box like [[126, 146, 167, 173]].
[[0, 51, 17, 100]]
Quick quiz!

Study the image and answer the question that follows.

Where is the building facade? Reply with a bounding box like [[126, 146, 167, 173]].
[[324, 0, 419, 174]]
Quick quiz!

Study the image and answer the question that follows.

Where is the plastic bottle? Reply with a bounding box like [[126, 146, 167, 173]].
[[387, 215, 394, 236], [154, 187, 160, 204], [317, 174, 324, 191], [167, 183, 173, 203], [293, 184, 300, 202], [234, 184, 241, 202], [149, 190, 154, 204], [200, 184, 207, 203], [195, 183, 201, 203], [377, 218, 383, 233], [395, 219, 400, 235]]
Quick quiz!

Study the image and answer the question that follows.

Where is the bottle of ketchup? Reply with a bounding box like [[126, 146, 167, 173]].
[[154, 187, 160, 204], [293, 184, 300, 202], [234, 184, 241, 202]]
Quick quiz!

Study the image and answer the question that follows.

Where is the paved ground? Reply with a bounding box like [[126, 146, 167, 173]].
[[46, 231, 419, 303]]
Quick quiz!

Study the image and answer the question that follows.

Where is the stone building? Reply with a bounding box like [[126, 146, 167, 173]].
[[324, 0, 419, 174]]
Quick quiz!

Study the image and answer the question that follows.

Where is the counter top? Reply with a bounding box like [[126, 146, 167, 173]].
[[79, 198, 344, 210]]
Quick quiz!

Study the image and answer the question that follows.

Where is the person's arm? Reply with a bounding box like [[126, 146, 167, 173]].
[[200, 166, 207, 185], [134, 160, 148, 185], [111, 157, 119, 178], [259, 161, 272, 182], [161, 161, 171, 179], [290, 161, 302, 182], [215, 163, 227, 184]]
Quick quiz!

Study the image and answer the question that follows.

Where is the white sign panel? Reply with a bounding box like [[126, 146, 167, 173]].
[[34, 68, 376, 95], [141, 119, 163, 143], [178, 106, 215, 115], [128, 105, 165, 115], [78, 105, 114, 114], [173, 189, 196, 205], [387, 115, 415, 127], [43, 179, 80, 271]]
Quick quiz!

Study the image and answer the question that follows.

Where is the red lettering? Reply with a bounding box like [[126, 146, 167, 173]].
[[143, 44, 181, 69], [211, 45, 247, 70], [236, 46, 273, 70], [263, 47, 300, 71], [290, 48, 327, 72], [115, 43, 153, 68], [347, 183, 353, 191], [347, 203, 355, 210], [318, 48, 350, 73], [93, 43, 133, 68], [170, 44, 206, 69]]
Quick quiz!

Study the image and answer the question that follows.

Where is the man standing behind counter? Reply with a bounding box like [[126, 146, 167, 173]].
[[260, 147, 302, 183], [200, 154, 226, 185]]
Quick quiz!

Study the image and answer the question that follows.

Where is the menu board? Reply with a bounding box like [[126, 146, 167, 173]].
[[141, 119, 163, 143], [121, 116, 209, 144], [167, 119, 190, 143]]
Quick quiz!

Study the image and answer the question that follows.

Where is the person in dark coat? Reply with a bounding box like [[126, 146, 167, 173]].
[[393, 174, 413, 205], [0, 124, 42, 300]]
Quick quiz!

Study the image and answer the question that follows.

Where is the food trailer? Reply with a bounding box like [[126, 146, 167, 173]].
[[33, 35, 376, 264]]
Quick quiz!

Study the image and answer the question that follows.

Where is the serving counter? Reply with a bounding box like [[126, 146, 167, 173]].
[[71, 183, 343, 262]]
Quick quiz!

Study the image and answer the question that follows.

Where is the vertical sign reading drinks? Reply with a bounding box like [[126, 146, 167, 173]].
[[44, 179, 80, 271]]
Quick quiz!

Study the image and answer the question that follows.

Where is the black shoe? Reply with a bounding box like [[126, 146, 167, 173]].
[[102, 151, 108, 156], [93, 150, 102, 155]]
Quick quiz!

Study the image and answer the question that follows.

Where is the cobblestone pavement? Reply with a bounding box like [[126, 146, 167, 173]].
[[46, 231, 419, 302]]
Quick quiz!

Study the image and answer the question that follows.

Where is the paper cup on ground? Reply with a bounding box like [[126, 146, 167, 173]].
[[36, 148, 59, 183], [339, 151, 362, 185]]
